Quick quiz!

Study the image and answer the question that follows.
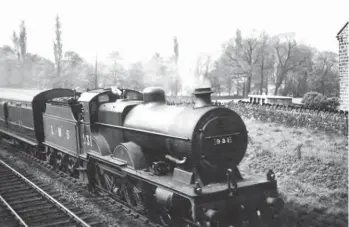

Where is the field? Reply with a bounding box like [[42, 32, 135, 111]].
[[239, 118, 348, 226]]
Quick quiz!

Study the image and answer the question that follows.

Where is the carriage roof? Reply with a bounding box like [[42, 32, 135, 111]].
[[0, 88, 76, 103]]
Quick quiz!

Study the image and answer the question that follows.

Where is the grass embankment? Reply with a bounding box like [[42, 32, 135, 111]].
[[239, 119, 348, 226]]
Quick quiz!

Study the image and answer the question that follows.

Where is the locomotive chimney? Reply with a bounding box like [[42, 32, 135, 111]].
[[193, 87, 213, 108]]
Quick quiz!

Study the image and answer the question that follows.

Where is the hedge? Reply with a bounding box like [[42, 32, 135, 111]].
[[302, 92, 340, 111]]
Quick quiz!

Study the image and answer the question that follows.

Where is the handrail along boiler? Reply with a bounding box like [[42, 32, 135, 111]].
[[0, 86, 284, 227]]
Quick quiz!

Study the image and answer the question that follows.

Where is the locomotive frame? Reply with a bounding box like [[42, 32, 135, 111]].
[[0, 87, 284, 227]]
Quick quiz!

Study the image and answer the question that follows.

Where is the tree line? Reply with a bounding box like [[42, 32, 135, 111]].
[[0, 17, 340, 98], [0, 16, 182, 95], [203, 31, 339, 97]]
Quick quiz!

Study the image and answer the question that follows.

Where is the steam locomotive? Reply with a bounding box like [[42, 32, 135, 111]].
[[0, 86, 284, 227]]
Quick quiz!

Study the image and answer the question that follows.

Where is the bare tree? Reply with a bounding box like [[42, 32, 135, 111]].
[[309, 51, 339, 96], [94, 55, 98, 89], [0, 45, 20, 86], [194, 55, 213, 81], [53, 15, 63, 87], [9, 21, 28, 87], [12, 31, 20, 61], [257, 32, 275, 95], [19, 21, 27, 64], [288, 45, 315, 96], [61, 51, 93, 89], [224, 30, 260, 96], [207, 61, 223, 95], [209, 54, 245, 96], [317, 52, 337, 94], [173, 36, 180, 96], [127, 62, 145, 90], [272, 36, 306, 95], [108, 51, 125, 86]]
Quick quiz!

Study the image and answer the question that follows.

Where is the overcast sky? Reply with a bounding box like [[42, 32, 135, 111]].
[[0, 0, 348, 82]]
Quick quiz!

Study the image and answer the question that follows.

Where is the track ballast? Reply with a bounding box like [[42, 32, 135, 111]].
[[0, 159, 104, 227]]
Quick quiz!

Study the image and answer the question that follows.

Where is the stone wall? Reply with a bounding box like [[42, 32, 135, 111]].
[[167, 101, 348, 136], [338, 22, 349, 111], [229, 102, 348, 136]]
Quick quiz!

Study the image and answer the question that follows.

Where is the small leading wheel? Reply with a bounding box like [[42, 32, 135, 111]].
[[45, 147, 55, 165], [160, 213, 191, 227], [160, 213, 172, 227]]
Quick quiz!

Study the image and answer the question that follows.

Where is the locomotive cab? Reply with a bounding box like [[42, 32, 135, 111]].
[[78, 89, 114, 124], [76, 88, 144, 156], [78, 88, 143, 124]]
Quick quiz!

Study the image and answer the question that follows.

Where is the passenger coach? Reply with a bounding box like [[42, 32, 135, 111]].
[[0, 88, 76, 148]]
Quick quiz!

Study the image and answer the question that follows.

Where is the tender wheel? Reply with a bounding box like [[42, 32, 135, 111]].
[[55, 152, 67, 171], [67, 157, 79, 178], [22, 143, 34, 156], [45, 147, 55, 165]]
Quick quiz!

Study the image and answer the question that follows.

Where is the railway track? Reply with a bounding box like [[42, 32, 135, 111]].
[[17, 151, 162, 227], [0, 196, 23, 227], [0, 159, 104, 227], [0, 143, 161, 227]]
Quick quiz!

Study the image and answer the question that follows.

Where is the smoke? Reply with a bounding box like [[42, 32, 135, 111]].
[[180, 57, 212, 95], [180, 72, 212, 95], [143, 56, 176, 94], [196, 74, 212, 88]]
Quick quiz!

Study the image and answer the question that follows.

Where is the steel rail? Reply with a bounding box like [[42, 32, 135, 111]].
[[0, 159, 91, 227], [0, 195, 28, 227]]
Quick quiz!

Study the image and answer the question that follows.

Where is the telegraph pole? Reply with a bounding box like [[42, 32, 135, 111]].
[[173, 37, 179, 96], [94, 54, 98, 89]]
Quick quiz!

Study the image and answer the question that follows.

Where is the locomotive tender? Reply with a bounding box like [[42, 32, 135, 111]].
[[0, 86, 284, 227]]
